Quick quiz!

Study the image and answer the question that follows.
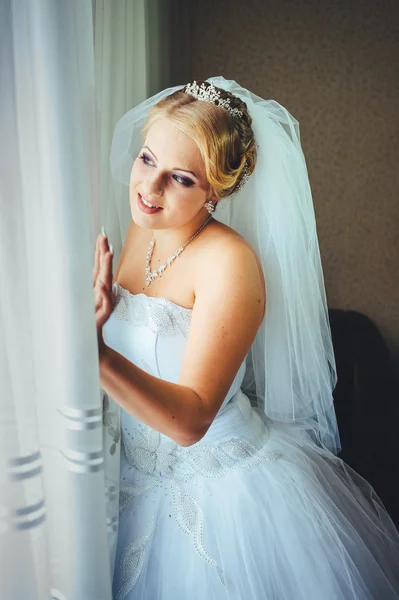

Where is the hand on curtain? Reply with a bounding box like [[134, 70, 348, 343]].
[[93, 230, 114, 353]]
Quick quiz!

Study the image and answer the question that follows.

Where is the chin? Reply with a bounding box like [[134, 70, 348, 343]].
[[131, 211, 151, 229], [129, 199, 155, 230]]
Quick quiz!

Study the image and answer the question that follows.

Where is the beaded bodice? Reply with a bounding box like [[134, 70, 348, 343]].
[[102, 282, 276, 461], [102, 280, 277, 467], [104, 282, 246, 413]]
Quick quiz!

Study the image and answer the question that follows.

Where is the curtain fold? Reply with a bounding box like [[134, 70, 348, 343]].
[[1, 0, 184, 596], [0, 1, 112, 598]]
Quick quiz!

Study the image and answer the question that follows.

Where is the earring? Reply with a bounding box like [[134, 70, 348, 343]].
[[204, 200, 216, 214]]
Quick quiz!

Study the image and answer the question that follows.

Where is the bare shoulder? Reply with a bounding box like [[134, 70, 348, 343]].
[[178, 221, 266, 415], [194, 220, 266, 323]]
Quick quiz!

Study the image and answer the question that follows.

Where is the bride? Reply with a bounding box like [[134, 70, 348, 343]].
[[94, 77, 399, 599]]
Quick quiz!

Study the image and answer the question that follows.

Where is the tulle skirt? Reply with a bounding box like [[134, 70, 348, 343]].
[[112, 395, 399, 600]]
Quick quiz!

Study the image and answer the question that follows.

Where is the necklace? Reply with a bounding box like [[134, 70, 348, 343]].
[[145, 215, 213, 287]]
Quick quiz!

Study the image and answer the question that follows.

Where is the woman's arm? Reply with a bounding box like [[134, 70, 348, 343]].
[[99, 349, 206, 446], [100, 238, 265, 447]]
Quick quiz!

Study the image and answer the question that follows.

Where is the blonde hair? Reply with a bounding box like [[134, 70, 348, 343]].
[[143, 81, 256, 199]]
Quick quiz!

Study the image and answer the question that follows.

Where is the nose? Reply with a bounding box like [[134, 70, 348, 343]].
[[145, 172, 164, 198]]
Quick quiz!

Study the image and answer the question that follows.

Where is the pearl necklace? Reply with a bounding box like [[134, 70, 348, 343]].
[[145, 215, 213, 287]]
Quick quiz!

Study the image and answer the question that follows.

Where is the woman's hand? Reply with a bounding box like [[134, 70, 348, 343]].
[[93, 228, 114, 351]]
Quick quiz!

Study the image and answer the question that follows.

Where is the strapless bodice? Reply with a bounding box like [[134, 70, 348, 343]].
[[102, 283, 270, 456], [104, 282, 246, 413]]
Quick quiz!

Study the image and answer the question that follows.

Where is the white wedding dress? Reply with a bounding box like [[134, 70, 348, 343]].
[[103, 282, 399, 600]]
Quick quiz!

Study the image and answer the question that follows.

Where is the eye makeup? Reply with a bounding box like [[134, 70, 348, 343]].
[[172, 174, 194, 187], [138, 152, 195, 188], [138, 152, 154, 166]]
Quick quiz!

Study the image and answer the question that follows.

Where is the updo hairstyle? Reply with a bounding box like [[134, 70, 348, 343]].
[[142, 81, 256, 200]]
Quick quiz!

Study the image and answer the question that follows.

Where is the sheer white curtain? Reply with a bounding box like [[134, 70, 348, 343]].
[[1, 1, 111, 598], [1, 0, 181, 597]]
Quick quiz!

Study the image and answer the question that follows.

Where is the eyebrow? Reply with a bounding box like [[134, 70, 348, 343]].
[[143, 146, 198, 179]]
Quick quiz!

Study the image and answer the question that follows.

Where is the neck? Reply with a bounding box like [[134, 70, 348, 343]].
[[152, 212, 212, 255]]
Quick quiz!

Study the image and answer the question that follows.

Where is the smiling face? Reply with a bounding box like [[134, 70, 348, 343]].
[[129, 118, 211, 230]]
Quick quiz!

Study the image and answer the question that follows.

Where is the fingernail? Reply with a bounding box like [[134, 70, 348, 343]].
[[101, 225, 107, 238], [109, 243, 114, 255]]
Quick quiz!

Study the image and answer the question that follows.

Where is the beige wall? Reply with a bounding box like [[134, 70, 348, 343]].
[[188, 0, 399, 368]]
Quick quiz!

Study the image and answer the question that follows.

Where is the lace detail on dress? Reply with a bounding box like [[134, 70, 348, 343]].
[[122, 421, 283, 482], [120, 421, 283, 588], [112, 282, 192, 338], [172, 483, 228, 588], [119, 482, 157, 515], [115, 514, 155, 600]]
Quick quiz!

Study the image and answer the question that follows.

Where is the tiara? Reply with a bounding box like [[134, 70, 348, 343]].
[[184, 81, 243, 118]]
